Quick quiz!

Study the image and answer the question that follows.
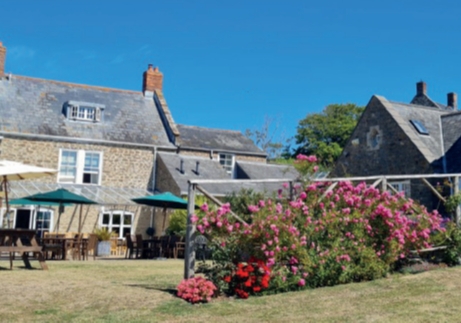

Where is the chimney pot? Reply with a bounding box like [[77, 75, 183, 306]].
[[416, 81, 427, 96], [180, 159, 184, 174], [448, 92, 458, 110], [143, 64, 163, 95], [195, 161, 200, 175]]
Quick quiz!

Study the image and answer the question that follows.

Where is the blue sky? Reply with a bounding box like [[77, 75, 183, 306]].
[[2, 1, 461, 148]]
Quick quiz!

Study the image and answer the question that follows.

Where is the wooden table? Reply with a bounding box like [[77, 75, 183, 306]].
[[142, 239, 161, 259], [0, 229, 48, 270], [41, 237, 88, 260]]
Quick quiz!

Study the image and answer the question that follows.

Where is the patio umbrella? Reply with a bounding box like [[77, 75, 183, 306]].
[[22, 188, 97, 233], [0, 160, 57, 228], [132, 192, 196, 234], [9, 198, 72, 207]]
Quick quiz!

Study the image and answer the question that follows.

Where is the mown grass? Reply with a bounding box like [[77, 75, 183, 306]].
[[2, 258, 461, 322]]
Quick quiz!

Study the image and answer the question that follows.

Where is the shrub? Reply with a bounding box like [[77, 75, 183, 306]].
[[94, 227, 112, 241], [194, 154, 445, 297], [176, 277, 217, 304]]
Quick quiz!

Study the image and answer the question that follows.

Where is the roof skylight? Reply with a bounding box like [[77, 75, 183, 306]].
[[410, 120, 429, 135]]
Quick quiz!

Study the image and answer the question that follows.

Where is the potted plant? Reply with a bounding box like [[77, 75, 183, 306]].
[[94, 227, 112, 256]]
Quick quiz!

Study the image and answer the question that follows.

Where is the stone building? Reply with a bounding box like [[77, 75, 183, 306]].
[[332, 81, 460, 212], [0, 41, 297, 238]]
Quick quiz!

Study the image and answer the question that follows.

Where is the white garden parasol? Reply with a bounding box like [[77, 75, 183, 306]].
[[0, 160, 57, 228]]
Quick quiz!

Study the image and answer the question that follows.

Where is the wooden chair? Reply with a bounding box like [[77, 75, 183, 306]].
[[71, 234, 84, 260], [166, 235, 180, 258], [174, 236, 185, 259], [135, 234, 152, 259], [42, 233, 65, 260], [159, 235, 170, 258], [81, 234, 98, 260], [125, 234, 141, 259], [110, 238, 118, 256]]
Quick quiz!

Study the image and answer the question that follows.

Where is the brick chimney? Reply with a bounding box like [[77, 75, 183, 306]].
[[447, 92, 458, 110], [142, 64, 163, 96], [0, 41, 6, 76], [416, 81, 427, 96]]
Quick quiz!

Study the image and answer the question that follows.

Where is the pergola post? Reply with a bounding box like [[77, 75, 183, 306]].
[[184, 182, 197, 279], [381, 176, 387, 193], [454, 176, 460, 227]]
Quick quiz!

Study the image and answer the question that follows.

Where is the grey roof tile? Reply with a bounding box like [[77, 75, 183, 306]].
[[176, 124, 265, 155], [157, 153, 296, 197], [0, 75, 174, 147], [384, 100, 450, 164]]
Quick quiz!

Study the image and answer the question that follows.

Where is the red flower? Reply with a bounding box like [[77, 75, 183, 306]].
[[244, 278, 252, 287], [223, 276, 231, 283]]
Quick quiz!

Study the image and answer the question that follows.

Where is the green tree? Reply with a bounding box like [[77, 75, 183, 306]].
[[294, 103, 364, 167], [166, 195, 208, 236]]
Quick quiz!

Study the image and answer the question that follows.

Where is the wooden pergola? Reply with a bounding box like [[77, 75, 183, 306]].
[[183, 173, 461, 278]]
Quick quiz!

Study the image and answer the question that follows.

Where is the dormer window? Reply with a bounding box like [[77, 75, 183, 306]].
[[219, 153, 235, 177], [65, 101, 104, 123]]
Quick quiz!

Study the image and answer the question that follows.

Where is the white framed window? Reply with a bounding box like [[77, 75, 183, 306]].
[[0, 207, 53, 239], [99, 211, 133, 239], [35, 209, 53, 239], [219, 153, 235, 177], [58, 149, 102, 185], [389, 181, 411, 197], [66, 101, 104, 123]]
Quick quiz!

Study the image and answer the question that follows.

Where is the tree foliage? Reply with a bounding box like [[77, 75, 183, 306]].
[[294, 103, 364, 167]]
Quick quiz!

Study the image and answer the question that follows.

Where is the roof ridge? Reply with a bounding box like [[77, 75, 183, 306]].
[[388, 100, 451, 113], [177, 124, 243, 134], [11, 75, 141, 95]]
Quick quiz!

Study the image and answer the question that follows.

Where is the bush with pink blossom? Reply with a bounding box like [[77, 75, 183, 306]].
[[194, 154, 446, 296], [176, 276, 217, 304]]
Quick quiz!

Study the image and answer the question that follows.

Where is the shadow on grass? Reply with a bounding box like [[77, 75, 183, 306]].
[[125, 283, 177, 296]]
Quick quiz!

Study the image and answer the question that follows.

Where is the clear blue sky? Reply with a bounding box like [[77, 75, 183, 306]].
[[2, 0, 460, 149]]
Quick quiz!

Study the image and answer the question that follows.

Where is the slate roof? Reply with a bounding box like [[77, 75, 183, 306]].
[[410, 93, 449, 110], [0, 75, 174, 147], [236, 161, 298, 180], [176, 124, 265, 156], [157, 152, 297, 196], [379, 97, 450, 166]]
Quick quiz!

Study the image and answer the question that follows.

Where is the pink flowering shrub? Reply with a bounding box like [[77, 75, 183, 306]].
[[194, 155, 445, 294], [176, 277, 217, 303]]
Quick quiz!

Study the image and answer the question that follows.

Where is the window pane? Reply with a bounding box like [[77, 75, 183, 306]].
[[122, 227, 131, 238], [113, 214, 121, 225], [102, 213, 110, 225], [111, 227, 120, 236], [60, 151, 77, 183], [123, 215, 132, 225]]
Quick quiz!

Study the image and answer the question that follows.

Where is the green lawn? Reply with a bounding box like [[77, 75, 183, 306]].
[[2, 258, 461, 322]]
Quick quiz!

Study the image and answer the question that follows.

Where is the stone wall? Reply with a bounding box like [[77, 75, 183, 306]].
[[332, 96, 438, 211], [1, 137, 154, 188], [1, 136, 156, 237]]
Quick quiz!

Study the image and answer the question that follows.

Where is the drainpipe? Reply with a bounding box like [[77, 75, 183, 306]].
[[152, 146, 157, 192]]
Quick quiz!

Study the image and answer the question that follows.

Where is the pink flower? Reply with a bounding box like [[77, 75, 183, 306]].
[[200, 203, 209, 212], [298, 278, 305, 286], [190, 214, 199, 223]]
